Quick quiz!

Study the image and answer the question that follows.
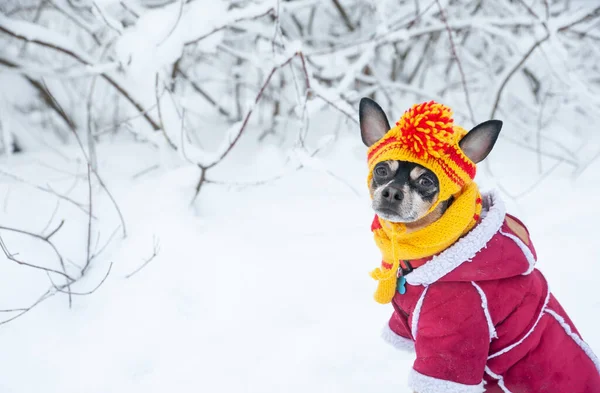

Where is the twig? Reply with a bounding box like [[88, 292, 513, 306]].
[[87, 76, 99, 170], [157, 0, 184, 46], [47, 0, 102, 45], [203, 54, 299, 170], [154, 73, 178, 150], [92, 1, 123, 35], [45, 219, 65, 241], [89, 226, 120, 262], [125, 238, 160, 279], [119, 1, 139, 18], [132, 164, 160, 179], [0, 168, 91, 216], [40, 81, 128, 238], [40, 200, 60, 235], [82, 164, 93, 276], [0, 233, 73, 280], [331, 0, 355, 31], [557, 6, 600, 32], [271, 0, 282, 54], [536, 92, 550, 173], [191, 166, 207, 203], [185, 6, 275, 46], [314, 93, 358, 125], [175, 67, 232, 118], [0, 289, 53, 326], [489, 33, 550, 118], [435, 0, 475, 125], [513, 159, 563, 199], [54, 263, 113, 295]]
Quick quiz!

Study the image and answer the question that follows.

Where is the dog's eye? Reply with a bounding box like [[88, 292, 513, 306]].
[[375, 166, 388, 177], [418, 176, 433, 187]]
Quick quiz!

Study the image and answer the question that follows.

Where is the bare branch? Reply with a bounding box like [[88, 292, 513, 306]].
[[154, 73, 178, 150], [40, 81, 128, 238], [331, 0, 354, 32], [0, 168, 91, 216], [184, 6, 275, 46], [489, 33, 550, 118], [125, 238, 160, 279], [0, 233, 73, 280], [54, 262, 113, 295], [203, 53, 299, 170], [435, 0, 476, 124]]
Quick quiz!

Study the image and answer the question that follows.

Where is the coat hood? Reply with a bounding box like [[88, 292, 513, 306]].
[[405, 191, 537, 286]]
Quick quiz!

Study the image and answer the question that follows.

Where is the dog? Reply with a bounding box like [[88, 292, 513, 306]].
[[359, 97, 600, 393]]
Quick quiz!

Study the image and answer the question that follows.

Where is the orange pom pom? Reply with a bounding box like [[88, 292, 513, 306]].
[[396, 101, 456, 159]]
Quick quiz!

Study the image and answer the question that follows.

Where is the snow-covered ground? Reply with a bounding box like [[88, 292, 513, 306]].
[[0, 132, 599, 393]]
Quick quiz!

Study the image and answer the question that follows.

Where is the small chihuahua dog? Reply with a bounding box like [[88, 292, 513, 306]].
[[358, 97, 600, 393]]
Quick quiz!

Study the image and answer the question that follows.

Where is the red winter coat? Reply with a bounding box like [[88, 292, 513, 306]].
[[381, 191, 600, 393]]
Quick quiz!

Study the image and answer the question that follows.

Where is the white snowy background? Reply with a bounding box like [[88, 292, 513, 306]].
[[0, 0, 599, 392]]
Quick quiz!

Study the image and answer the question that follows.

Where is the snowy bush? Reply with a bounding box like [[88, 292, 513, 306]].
[[1, 0, 599, 182], [0, 0, 599, 325]]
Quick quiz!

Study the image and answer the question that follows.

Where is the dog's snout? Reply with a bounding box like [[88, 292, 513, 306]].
[[382, 186, 403, 202]]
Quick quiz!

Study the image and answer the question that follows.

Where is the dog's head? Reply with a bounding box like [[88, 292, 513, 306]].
[[359, 98, 502, 224]]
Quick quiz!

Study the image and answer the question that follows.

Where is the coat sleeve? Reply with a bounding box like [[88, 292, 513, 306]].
[[409, 283, 490, 393], [381, 306, 415, 352]]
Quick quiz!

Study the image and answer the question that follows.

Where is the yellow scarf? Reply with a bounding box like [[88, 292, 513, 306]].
[[370, 182, 482, 304]]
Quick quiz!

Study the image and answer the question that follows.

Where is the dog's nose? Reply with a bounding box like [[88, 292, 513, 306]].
[[382, 186, 403, 202]]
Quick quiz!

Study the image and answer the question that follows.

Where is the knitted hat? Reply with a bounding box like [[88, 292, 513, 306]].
[[367, 101, 476, 212]]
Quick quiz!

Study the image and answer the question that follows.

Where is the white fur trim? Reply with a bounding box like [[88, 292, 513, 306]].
[[545, 308, 600, 373], [484, 366, 513, 393], [409, 369, 485, 393], [499, 230, 536, 275], [381, 324, 415, 352], [488, 286, 551, 360], [411, 286, 429, 339], [471, 282, 498, 341], [406, 191, 506, 286]]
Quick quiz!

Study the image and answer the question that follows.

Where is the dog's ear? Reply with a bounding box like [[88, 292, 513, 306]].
[[459, 120, 502, 163], [359, 98, 391, 147]]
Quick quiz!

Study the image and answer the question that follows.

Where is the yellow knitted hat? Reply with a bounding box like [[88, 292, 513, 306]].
[[367, 101, 476, 211]]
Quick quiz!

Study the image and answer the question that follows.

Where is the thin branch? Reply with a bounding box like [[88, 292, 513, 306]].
[[184, 6, 275, 46], [82, 164, 93, 276], [45, 219, 65, 240], [55, 263, 113, 295], [191, 166, 207, 203], [435, 0, 475, 124], [40, 200, 60, 235], [203, 54, 299, 170], [40, 81, 128, 238], [331, 0, 355, 31], [89, 225, 120, 262], [157, 0, 184, 46], [0, 168, 91, 216], [0, 289, 53, 326], [557, 6, 600, 32], [119, 0, 139, 18], [154, 73, 178, 150], [175, 67, 232, 118], [0, 233, 73, 280], [125, 238, 160, 279], [91, 1, 123, 35], [489, 33, 550, 118], [314, 93, 358, 125]]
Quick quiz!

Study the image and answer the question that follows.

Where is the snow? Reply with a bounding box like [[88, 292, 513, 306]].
[[0, 132, 599, 393], [1, 0, 600, 391], [115, 0, 230, 81]]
